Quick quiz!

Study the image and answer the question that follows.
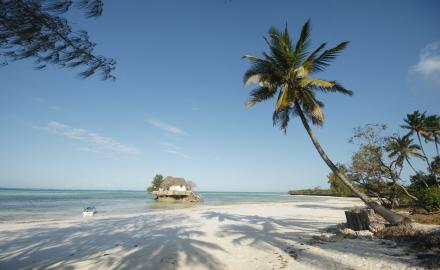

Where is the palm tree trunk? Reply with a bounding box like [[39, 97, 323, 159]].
[[435, 139, 440, 187], [294, 102, 409, 225], [405, 157, 418, 174], [405, 157, 429, 188], [435, 137, 439, 156], [416, 132, 432, 170], [416, 133, 439, 187], [435, 151, 440, 189]]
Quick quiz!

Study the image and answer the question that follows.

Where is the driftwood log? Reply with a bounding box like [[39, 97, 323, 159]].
[[344, 208, 374, 231]]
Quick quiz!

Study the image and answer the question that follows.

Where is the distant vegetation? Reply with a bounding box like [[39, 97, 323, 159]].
[[290, 111, 440, 213], [288, 187, 350, 197], [327, 164, 355, 196], [146, 174, 163, 193], [289, 164, 356, 197], [345, 111, 440, 212]]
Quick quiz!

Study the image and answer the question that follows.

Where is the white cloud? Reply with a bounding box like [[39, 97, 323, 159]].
[[161, 149, 190, 159], [41, 121, 140, 155], [411, 41, 440, 87], [147, 118, 187, 136], [157, 141, 181, 150], [78, 147, 101, 154]]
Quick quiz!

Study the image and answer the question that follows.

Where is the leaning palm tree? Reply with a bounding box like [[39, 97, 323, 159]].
[[401, 111, 432, 170], [242, 21, 408, 225], [386, 134, 428, 187]]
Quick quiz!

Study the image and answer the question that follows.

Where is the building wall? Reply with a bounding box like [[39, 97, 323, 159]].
[[169, 185, 188, 191]]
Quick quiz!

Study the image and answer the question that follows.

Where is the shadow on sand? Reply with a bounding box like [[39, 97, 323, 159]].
[[201, 211, 419, 269], [0, 210, 423, 269], [0, 214, 226, 270]]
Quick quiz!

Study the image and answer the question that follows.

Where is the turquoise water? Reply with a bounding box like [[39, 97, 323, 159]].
[[0, 188, 328, 222]]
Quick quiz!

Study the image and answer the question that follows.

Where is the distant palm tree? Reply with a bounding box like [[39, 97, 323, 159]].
[[424, 115, 440, 187], [401, 111, 431, 170], [423, 114, 440, 156], [432, 156, 440, 176], [243, 21, 408, 225], [386, 135, 428, 187]]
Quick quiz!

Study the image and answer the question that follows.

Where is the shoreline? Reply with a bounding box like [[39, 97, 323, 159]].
[[0, 197, 422, 269], [0, 197, 362, 225]]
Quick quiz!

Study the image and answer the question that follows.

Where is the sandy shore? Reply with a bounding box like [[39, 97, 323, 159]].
[[0, 197, 422, 269]]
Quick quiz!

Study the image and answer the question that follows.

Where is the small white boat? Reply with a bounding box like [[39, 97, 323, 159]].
[[83, 206, 97, 216]]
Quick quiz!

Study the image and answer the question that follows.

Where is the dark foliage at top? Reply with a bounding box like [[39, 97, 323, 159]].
[[0, 0, 116, 80]]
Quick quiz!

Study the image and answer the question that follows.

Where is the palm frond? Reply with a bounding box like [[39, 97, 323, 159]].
[[242, 21, 351, 131], [299, 77, 334, 88], [299, 78, 353, 96], [301, 42, 326, 74], [275, 83, 291, 112], [312, 41, 349, 73], [242, 54, 262, 62], [242, 55, 281, 86], [265, 28, 294, 69], [316, 82, 353, 95], [273, 105, 296, 133], [299, 89, 325, 126], [283, 23, 293, 52], [245, 86, 277, 108], [401, 111, 426, 132], [293, 20, 311, 66]]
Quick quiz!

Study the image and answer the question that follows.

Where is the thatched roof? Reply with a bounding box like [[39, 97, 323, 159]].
[[160, 176, 188, 188]]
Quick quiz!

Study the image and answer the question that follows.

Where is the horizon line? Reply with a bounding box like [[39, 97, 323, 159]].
[[0, 187, 290, 193]]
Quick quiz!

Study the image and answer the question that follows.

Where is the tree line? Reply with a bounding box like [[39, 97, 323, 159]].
[[327, 111, 440, 212]]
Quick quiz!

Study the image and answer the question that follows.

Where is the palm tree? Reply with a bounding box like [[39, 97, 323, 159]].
[[242, 21, 408, 225], [386, 134, 428, 187], [423, 114, 440, 156], [432, 156, 440, 176], [401, 111, 432, 170], [423, 115, 440, 187]]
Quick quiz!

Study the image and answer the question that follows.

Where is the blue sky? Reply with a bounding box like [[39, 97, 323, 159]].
[[1, 0, 439, 191]]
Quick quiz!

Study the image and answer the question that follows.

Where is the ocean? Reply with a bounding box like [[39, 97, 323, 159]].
[[0, 188, 330, 222]]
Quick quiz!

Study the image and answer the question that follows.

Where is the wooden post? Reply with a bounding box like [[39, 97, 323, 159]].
[[344, 208, 372, 231]]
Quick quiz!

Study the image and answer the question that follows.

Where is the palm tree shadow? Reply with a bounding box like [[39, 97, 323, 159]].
[[0, 214, 226, 270], [1, 211, 423, 269], [201, 211, 420, 269], [202, 210, 334, 232], [208, 212, 357, 268]]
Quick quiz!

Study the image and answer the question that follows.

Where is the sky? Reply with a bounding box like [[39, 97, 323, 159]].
[[1, 0, 439, 192]]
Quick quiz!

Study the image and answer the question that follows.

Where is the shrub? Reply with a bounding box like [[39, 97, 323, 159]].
[[147, 174, 163, 193], [416, 188, 440, 212]]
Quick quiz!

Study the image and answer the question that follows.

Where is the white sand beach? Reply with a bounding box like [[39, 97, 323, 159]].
[[0, 197, 421, 270]]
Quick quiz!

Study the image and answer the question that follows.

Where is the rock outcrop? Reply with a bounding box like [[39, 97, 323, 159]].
[[151, 190, 204, 202]]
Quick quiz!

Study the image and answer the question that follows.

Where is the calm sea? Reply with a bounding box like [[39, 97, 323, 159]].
[[0, 188, 329, 222]]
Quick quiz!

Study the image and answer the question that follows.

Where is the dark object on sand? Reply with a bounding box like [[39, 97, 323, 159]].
[[345, 208, 374, 231]]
